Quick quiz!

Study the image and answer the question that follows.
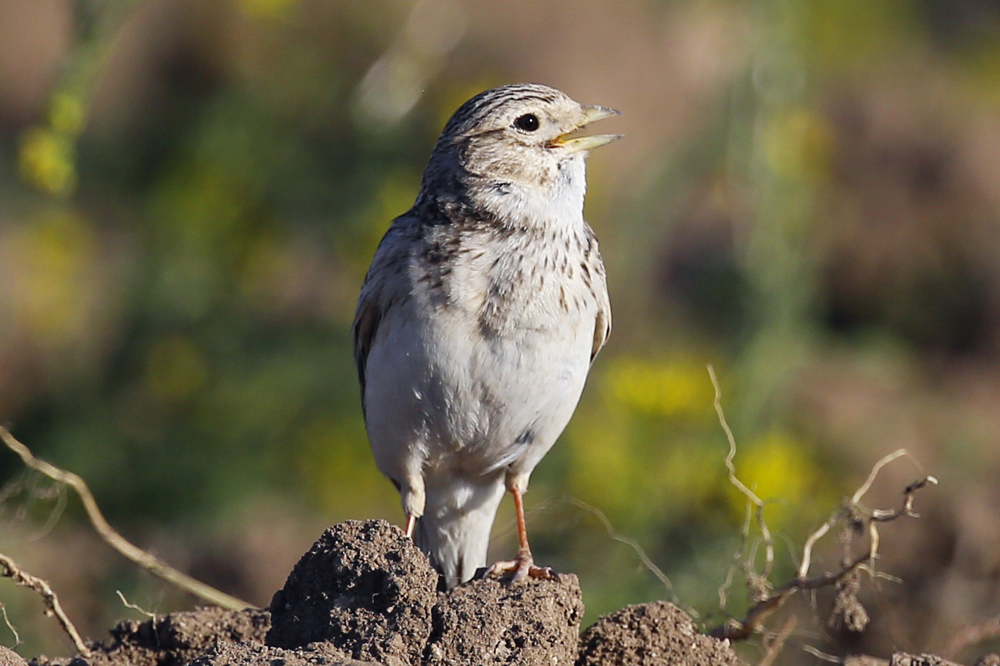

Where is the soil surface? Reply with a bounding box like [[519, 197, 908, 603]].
[[15, 521, 1000, 666], [577, 601, 741, 666], [22, 519, 977, 666], [24, 520, 742, 666]]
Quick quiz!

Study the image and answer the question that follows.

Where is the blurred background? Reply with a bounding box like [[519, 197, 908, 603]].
[[1, 0, 999, 663]]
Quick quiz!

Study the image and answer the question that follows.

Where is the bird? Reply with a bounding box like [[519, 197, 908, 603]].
[[353, 83, 619, 589]]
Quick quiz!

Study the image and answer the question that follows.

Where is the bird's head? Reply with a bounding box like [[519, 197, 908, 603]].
[[420, 83, 621, 226]]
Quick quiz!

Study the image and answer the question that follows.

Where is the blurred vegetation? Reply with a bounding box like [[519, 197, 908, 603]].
[[2, 0, 1000, 662]]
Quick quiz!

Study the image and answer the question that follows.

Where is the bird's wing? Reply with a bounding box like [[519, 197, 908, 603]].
[[352, 216, 414, 404], [587, 229, 612, 364], [352, 294, 382, 399], [592, 302, 611, 364]]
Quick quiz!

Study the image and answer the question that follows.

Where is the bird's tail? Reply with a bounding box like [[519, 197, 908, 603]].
[[415, 473, 506, 589]]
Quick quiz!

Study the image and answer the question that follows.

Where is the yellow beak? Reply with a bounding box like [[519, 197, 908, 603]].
[[551, 105, 623, 153]]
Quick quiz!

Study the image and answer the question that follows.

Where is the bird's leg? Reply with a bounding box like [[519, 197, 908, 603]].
[[488, 487, 558, 583], [400, 474, 424, 539]]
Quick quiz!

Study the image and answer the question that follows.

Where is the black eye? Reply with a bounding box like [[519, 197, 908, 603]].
[[513, 114, 540, 132]]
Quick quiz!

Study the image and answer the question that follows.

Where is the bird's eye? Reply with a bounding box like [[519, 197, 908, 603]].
[[513, 114, 540, 132]]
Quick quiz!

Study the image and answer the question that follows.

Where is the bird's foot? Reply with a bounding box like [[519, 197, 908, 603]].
[[487, 548, 559, 584]]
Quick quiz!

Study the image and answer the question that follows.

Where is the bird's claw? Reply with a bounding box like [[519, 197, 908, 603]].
[[487, 551, 559, 584]]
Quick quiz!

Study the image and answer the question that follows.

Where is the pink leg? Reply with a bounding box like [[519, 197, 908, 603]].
[[488, 487, 558, 583]]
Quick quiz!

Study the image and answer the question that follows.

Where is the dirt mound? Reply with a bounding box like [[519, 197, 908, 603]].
[[28, 520, 743, 666], [30, 607, 271, 666], [268, 520, 439, 665], [426, 575, 583, 665], [2, 646, 29, 666], [577, 601, 743, 666], [269, 520, 584, 666]]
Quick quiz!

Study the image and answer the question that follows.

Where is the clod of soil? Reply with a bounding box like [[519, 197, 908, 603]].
[[576, 601, 743, 666], [29, 607, 271, 666], [2, 646, 29, 666], [25, 520, 746, 666], [268, 520, 584, 666], [268, 520, 438, 666], [888, 655, 964, 666], [427, 575, 583, 665], [187, 642, 368, 666], [846, 653, 969, 666]]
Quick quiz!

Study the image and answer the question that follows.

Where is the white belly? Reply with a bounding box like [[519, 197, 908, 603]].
[[363, 289, 594, 485]]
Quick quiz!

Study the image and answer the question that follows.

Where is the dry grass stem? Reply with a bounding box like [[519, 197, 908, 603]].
[[0, 425, 251, 611], [801, 643, 846, 663], [567, 497, 684, 609], [0, 552, 89, 655], [115, 590, 158, 621], [943, 615, 1000, 661], [759, 615, 797, 666], [0, 602, 20, 647], [709, 365, 776, 580], [709, 466, 934, 640], [705, 367, 937, 642]]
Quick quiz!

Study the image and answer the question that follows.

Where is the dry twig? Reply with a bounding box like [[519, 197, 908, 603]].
[[705, 367, 937, 641], [759, 615, 797, 666], [0, 552, 89, 655], [943, 615, 1000, 661], [115, 590, 158, 621], [709, 457, 935, 640], [0, 602, 20, 647], [709, 365, 776, 584], [0, 426, 251, 610]]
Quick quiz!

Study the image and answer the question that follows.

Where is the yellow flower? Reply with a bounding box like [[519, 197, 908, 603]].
[[8, 211, 94, 340], [762, 107, 833, 184], [19, 127, 77, 196], [604, 356, 713, 418], [725, 431, 830, 530], [49, 92, 86, 136]]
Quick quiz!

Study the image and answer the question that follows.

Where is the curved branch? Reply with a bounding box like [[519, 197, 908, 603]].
[[0, 426, 252, 611], [0, 553, 89, 655]]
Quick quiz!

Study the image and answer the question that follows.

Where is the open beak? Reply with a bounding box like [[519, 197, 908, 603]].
[[550, 105, 623, 153]]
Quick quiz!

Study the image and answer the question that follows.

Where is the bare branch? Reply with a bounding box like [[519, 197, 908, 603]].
[[942, 615, 1000, 661], [708, 365, 775, 593], [1, 475, 68, 542], [704, 368, 937, 642], [759, 616, 797, 666], [850, 449, 909, 505], [0, 552, 89, 655], [801, 644, 845, 663], [115, 590, 157, 621], [717, 499, 752, 611], [27, 484, 67, 542], [871, 476, 938, 522], [0, 426, 252, 611], [799, 517, 835, 579], [0, 602, 20, 647], [708, 460, 936, 641]]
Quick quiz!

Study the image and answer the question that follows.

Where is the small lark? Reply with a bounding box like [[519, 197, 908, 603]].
[[353, 83, 620, 589]]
